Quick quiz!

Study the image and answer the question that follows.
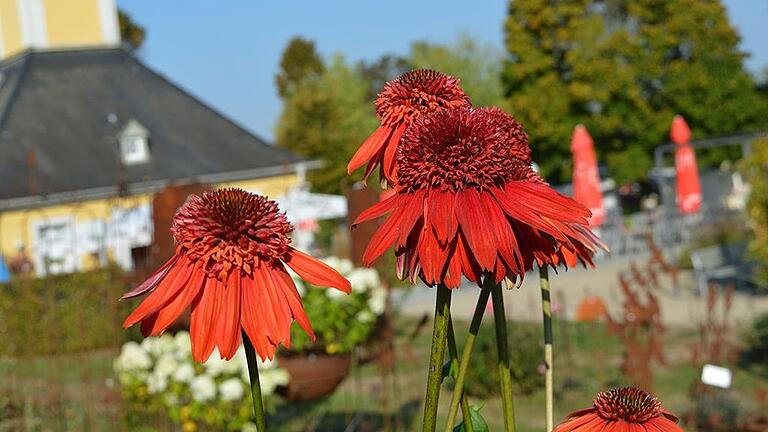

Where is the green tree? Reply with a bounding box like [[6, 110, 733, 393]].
[[503, 0, 768, 184], [275, 37, 325, 99], [275, 54, 377, 194], [118, 9, 146, 51], [741, 138, 768, 287]]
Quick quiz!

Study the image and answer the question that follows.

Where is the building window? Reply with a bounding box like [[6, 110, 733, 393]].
[[119, 119, 151, 165]]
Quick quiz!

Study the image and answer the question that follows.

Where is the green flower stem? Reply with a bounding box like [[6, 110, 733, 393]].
[[422, 284, 452, 432], [242, 331, 267, 432], [447, 316, 474, 432], [443, 279, 493, 432], [539, 265, 554, 431], [491, 281, 516, 432]]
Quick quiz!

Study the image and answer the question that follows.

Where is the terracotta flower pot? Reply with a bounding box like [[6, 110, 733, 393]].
[[277, 352, 351, 401]]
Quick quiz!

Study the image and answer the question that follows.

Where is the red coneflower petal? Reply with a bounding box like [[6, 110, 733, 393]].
[[352, 192, 403, 226], [427, 188, 457, 245], [382, 123, 407, 182], [123, 258, 192, 328], [240, 275, 275, 360], [272, 265, 314, 338], [146, 268, 206, 336], [121, 255, 179, 299], [347, 126, 391, 175], [214, 274, 242, 360], [395, 193, 426, 249], [285, 247, 351, 293], [189, 276, 223, 362], [508, 182, 591, 224], [251, 265, 286, 345], [455, 188, 496, 270], [267, 266, 297, 344], [363, 198, 411, 265]]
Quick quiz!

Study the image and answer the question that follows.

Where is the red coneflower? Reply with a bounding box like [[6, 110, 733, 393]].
[[554, 387, 683, 432], [347, 69, 471, 184], [353, 107, 603, 288], [122, 189, 351, 362]]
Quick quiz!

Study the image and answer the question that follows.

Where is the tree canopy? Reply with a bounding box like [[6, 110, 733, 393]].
[[503, 0, 768, 184]]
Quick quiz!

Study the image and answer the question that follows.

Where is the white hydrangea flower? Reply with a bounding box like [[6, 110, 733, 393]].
[[141, 334, 175, 357], [190, 375, 217, 402], [204, 349, 242, 378], [321, 256, 354, 275], [146, 372, 168, 394], [219, 377, 244, 401], [154, 353, 179, 380], [115, 341, 152, 372], [326, 286, 348, 299], [347, 268, 380, 293], [368, 288, 387, 315], [242, 422, 259, 432], [172, 363, 196, 384], [356, 310, 375, 323], [336, 258, 354, 275], [173, 332, 192, 359]]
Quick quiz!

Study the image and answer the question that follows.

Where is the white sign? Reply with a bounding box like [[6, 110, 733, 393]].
[[701, 364, 732, 389]]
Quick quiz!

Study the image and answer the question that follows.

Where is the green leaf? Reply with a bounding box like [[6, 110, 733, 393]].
[[441, 360, 457, 382], [453, 404, 489, 432]]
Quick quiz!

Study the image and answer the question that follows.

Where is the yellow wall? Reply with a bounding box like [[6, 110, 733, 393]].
[[0, 0, 118, 59], [0, 0, 23, 56], [0, 174, 301, 272], [215, 173, 301, 200], [44, 0, 103, 48]]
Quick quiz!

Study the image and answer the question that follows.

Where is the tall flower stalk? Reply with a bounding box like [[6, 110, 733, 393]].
[[492, 281, 517, 432], [444, 277, 492, 432], [539, 265, 554, 431], [422, 285, 452, 431]]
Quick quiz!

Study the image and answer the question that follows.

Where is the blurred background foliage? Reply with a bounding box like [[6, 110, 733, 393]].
[[741, 138, 768, 286], [274, 1, 768, 192], [0, 267, 132, 357]]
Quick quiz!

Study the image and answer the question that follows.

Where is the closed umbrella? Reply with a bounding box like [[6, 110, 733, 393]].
[[671, 115, 702, 214], [571, 124, 605, 227]]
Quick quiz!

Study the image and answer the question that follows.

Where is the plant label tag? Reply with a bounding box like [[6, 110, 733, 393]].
[[701, 364, 732, 389]]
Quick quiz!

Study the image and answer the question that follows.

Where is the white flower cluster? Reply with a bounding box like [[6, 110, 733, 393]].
[[114, 332, 289, 404], [320, 257, 387, 316]]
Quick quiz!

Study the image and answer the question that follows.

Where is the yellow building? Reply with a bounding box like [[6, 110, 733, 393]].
[[0, 0, 120, 59], [0, 1, 310, 276]]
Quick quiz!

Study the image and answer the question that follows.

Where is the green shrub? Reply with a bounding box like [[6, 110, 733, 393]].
[[743, 313, 768, 370], [462, 322, 543, 398], [741, 138, 768, 287], [0, 266, 131, 357]]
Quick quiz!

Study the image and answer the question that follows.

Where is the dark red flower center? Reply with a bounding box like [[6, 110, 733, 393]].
[[375, 69, 471, 128], [593, 387, 663, 423], [172, 189, 292, 278], [396, 107, 539, 192]]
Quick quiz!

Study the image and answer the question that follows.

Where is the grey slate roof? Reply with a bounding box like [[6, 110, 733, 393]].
[[0, 48, 304, 208]]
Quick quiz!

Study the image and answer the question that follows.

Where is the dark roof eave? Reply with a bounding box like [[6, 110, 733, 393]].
[[0, 160, 321, 212]]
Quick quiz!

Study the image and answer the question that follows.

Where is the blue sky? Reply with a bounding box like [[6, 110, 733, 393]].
[[116, 1, 768, 142]]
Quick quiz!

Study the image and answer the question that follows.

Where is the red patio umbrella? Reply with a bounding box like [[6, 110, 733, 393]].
[[670, 115, 702, 214], [571, 124, 605, 227]]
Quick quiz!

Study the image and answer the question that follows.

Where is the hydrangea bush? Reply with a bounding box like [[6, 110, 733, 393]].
[[287, 257, 386, 355], [115, 332, 288, 431]]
